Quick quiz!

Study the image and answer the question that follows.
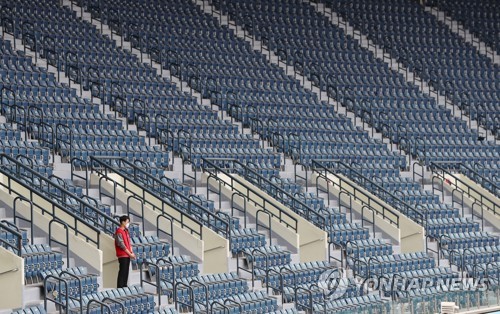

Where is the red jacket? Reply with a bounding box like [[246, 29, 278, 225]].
[[114, 227, 132, 258]]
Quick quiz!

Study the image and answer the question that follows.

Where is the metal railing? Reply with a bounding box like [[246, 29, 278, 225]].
[[89, 157, 211, 240], [431, 162, 499, 229], [202, 158, 298, 234], [312, 159, 425, 226], [202, 158, 330, 230], [0, 221, 23, 256], [0, 154, 104, 247]]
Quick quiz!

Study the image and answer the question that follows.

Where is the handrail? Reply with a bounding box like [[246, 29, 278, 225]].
[[102, 297, 125, 314], [56, 123, 74, 160], [154, 113, 175, 151], [2, 101, 25, 128], [22, 21, 37, 63], [59, 270, 84, 314], [174, 281, 194, 312], [16, 155, 33, 170], [42, 34, 58, 73], [469, 163, 499, 197], [256, 209, 272, 244], [12, 196, 34, 244], [1, 7, 15, 46], [0, 267, 19, 276], [0, 154, 103, 247], [431, 161, 499, 218], [89, 80, 103, 111], [89, 157, 204, 239], [210, 300, 231, 314], [135, 114, 151, 140], [71, 157, 89, 194], [231, 191, 247, 228], [34, 122, 55, 159], [0, 221, 22, 256], [295, 285, 314, 312], [156, 214, 174, 249], [361, 205, 376, 237], [312, 159, 408, 227], [202, 158, 299, 232], [338, 190, 353, 222], [86, 299, 113, 314], [189, 278, 209, 311], [0, 86, 15, 118], [223, 299, 242, 313], [140, 260, 162, 307], [95, 156, 228, 237], [44, 275, 70, 313], [267, 268, 284, 302], [237, 247, 269, 289], [127, 195, 145, 235], [2, 153, 118, 234], [49, 218, 70, 268]]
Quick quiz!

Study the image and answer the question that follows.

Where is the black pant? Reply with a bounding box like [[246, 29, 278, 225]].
[[117, 257, 130, 288]]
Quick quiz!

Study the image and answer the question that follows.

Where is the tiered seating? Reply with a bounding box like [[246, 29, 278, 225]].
[[42, 267, 99, 299], [428, 0, 499, 55], [131, 235, 170, 269], [73, 12, 418, 309], [449, 246, 499, 268], [16, 156, 53, 177], [11, 305, 47, 314], [345, 239, 393, 259], [3, 0, 280, 169], [207, 291, 279, 313], [2, 0, 498, 312], [176, 272, 248, 304], [22, 244, 64, 284], [66, 285, 155, 313], [255, 261, 349, 305], [220, 0, 499, 174], [0, 140, 50, 164], [148, 255, 200, 285], [231, 228, 266, 254], [217, 0, 499, 286], [466, 261, 500, 286], [354, 252, 436, 276], [0, 156, 118, 231], [0, 37, 170, 167], [0, 222, 63, 286], [313, 294, 391, 313], [326, 0, 500, 136], [80, 0, 398, 171], [148, 253, 281, 312], [50, 176, 83, 196], [90, 157, 294, 311], [104, 220, 172, 271], [106, 158, 290, 271], [0, 222, 28, 247], [155, 308, 178, 314], [0, 123, 22, 140], [403, 286, 489, 312]]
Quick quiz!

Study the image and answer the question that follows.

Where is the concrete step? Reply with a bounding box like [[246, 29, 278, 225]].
[[22, 285, 44, 308]]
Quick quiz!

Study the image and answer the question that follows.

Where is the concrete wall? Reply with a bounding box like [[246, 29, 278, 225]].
[[0, 247, 24, 309], [0, 175, 111, 287], [94, 173, 230, 274], [313, 172, 425, 253], [436, 173, 500, 230], [203, 172, 328, 262]]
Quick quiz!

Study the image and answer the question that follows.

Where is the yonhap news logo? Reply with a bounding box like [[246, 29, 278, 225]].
[[317, 268, 350, 299], [318, 267, 489, 301]]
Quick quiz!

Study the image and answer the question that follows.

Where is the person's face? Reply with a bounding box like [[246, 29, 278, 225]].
[[122, 219, 130, 228]]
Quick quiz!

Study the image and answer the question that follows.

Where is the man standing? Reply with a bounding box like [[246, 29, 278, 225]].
[[114, 215, 136, 288]]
